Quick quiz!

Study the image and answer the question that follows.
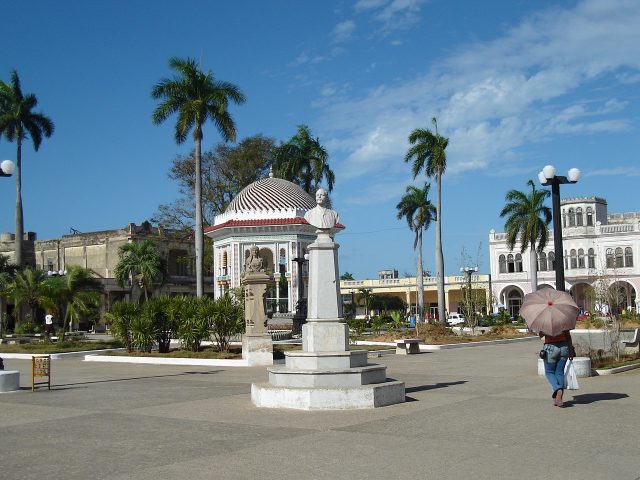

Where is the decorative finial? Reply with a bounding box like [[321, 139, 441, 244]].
[[269, 165, 274, 178]]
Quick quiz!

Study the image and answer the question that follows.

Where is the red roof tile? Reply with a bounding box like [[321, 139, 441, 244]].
[[205, 217, 345, 233]]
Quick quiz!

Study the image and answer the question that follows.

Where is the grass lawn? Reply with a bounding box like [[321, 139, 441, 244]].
[[0, 340, 123, 354], [357, 324, 534, 345], [590, 353, 640, 370]]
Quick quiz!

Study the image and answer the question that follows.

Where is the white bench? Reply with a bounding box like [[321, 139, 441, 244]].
[[0, 370, 20, 392], [395, 338, 424, 355], [622, 328, 640, 354]]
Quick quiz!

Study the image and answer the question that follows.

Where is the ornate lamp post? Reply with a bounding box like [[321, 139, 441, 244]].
[[0, 160, 15, 177], [538, 165, 581, 292], [291, 254, 309, 335]]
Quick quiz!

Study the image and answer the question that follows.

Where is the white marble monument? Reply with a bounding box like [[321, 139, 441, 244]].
[[252, 189, 405, 409]]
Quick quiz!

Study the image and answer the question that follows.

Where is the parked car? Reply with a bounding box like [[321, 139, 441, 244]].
[[447, 313, 466, 325]]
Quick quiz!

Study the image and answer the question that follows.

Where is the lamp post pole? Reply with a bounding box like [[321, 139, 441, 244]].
[[538, 165, 581, 292], [460, 266, 477, 319]]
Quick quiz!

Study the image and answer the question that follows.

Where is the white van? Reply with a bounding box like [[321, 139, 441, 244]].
[[447, 313, 465, 325]]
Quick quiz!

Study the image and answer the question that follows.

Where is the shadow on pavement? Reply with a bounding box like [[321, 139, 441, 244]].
[[406, 380, 468, 394], [50, 370, 222, 389], [568, 392, 629, 405]]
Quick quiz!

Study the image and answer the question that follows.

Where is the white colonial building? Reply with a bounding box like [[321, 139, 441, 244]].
[[489, 196, 640, 317], [205, 172, 343, 314]]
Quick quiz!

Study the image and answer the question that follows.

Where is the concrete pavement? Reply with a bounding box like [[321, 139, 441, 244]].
[[1, 341, 639, 480]]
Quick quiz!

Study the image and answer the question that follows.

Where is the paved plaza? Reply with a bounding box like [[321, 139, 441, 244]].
[[1, 341, 639, 480]]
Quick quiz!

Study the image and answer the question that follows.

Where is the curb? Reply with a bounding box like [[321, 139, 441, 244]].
[[355, 336, 538, 351], [0, 349, 126, 360], [83, 354, 249, 367], [593, 362, 640, 376]]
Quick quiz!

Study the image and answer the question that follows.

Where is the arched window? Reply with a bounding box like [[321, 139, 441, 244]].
[[507, 254, 515, 273], [499, 254, 506, 274], [576, 208, 583, 226], [615, 247, 624, 268], [515, 254, 523, 272], [279, 248, 287, 274], [222, 251, 228, 276], [562, 210, 567, 228], [586, 207, 593, 226], [578, 249, 585, 268], [570, 249, 577, 269], [548, 252, 556, 271], [606, 248, 614, 268], [588, 248, 595, 268], [538, 252, 547, 271], [568, 208, 576, 227], [625, 247, 633, 268]]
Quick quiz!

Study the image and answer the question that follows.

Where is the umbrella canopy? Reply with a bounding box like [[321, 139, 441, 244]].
[[520, 288, 579, 336]]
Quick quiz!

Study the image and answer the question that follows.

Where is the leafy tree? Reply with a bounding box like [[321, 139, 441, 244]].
[[152, 57, 245, 297], [273, 125, 335, 193], [405, 117, 448, 324], [154, 135, 274, 229], [396, 183, 436, 323], [46, 265, 103, 336], [0, 255, 17, 335], [114, 240, 166, 302], [106, 300, 140, 352], [206, 294, 244, 352], [340, 272, 354, 280], [370, 295, 407, 315], [176, 295, 209, 352], [141, 295, 175, 353], [0, 70, 55, 266], [499, 180, 551, 292]]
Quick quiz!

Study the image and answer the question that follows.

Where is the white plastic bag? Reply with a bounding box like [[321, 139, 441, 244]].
[[564, 360, 580, 390]]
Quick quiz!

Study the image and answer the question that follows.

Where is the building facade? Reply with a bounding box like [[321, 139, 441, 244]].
[[489, 196, 640, 317]]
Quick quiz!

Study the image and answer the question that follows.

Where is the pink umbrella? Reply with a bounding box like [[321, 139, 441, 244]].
[[519, 288, 579, 336]]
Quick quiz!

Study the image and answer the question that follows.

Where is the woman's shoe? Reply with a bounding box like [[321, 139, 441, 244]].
[[555, 390, 564, 407]]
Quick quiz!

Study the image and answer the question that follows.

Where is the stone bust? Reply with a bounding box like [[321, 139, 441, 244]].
[[304, 188, 339, 230], [244, 245, 264, 274]]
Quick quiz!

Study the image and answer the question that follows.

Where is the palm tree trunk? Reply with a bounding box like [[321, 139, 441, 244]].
[[14, 137, 24, 267], [194, 135, 204, 297], [435, 172, 446, 324], [416, 230, 425, 324], [529, 240, 538, 292]]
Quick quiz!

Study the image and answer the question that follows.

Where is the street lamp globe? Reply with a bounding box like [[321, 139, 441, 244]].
[[1, 159, 16, 176], [568, 168, 581, 182]]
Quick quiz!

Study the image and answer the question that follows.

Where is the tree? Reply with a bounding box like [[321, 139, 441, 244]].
[[500, 180, 551, 292], [152, 57, 245, 297], [114, 240, 166, 302], [396, 183, 436, 323], [358, 288, 373, 319], [405, 117, 448, 324], [153, 135, 274, 229], [0, 255, 18, 335], [106, 300, 139, 353], [5, 268, 56, 325], [0, 70, 55, 266], [47, 266, 102, 335], [273, 125, 335, 193], [340, 272, 354, 280]]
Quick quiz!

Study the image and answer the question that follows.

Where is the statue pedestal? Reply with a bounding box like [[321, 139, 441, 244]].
[[252, 228, 405, 410], [243, 333, 273, 366]]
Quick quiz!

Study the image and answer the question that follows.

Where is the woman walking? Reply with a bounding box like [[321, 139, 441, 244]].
[[540, 330, 575, 407]]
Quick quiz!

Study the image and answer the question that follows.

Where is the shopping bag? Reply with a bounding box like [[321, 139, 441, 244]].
[[564, 360, 580, 390]]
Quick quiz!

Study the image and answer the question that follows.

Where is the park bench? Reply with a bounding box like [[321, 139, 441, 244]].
[[395, 338, 424, 355], [622, 328, 640, 354]]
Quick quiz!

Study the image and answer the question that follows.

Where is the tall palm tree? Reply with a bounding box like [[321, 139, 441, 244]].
[[500, 180, 552, 292], [357, 288, 373, 319], [274, 125, 335, 193], [405, 117, 448, 324], [396, 183, 436, 323], [114, 240, 166, 302], [0, 70, 55, 266], [47, 266, 102, 334], [152, 57, 245, 297]]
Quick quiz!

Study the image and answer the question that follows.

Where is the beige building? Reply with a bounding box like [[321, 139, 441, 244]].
[[0, 221, 211, 330]]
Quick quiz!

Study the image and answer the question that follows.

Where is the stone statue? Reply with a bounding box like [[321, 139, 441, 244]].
[[243, 245, 264, 275], [304, 188, 339, 230]]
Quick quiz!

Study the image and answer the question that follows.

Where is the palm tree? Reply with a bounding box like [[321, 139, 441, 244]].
[[0, 255, 18, 335], [47, 266, 102, 334], [500, 180, 552, 292], [0, 70, 55, 267], [274, 125, 335, 193], [396, 183, 436, 324], [114, 240, 166, 302], [152, 57, 245, 297], [358, 288, 373, 319], [405, 117, 448, 324], [6, 268, 56, 326]]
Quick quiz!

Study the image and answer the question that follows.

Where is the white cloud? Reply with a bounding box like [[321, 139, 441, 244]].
[[320, 0, 640, 180], [585, 166, 640, 177], [354, 0, 426, 34], [332, 20, 355, 43]]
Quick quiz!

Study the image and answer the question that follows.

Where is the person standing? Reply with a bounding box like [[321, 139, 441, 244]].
[[44, 312, 54, 338], [540, 330, 575, 407]]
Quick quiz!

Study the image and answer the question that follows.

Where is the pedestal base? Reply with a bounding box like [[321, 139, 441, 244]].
[[0, 370, 20, 393], [302, 321, 348, 352], [242, 334, 273, 366], [252, 381, 405, 410]]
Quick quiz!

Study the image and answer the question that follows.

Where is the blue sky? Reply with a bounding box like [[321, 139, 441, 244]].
[[1, 0, 639, 279]]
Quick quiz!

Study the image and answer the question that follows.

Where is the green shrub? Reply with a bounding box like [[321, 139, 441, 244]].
[[346, 318, 367, 336], [371, 315, 389, 334], [14, 322, 43, 334], [177, 296, 209, 352], [206, 294, 244, 352], [130, 313, 157, 353], [142, 295, 175, 353], [106, 301, 140, 352]]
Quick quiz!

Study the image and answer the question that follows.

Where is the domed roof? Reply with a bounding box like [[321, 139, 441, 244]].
[[226, 173, 315, 212]]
